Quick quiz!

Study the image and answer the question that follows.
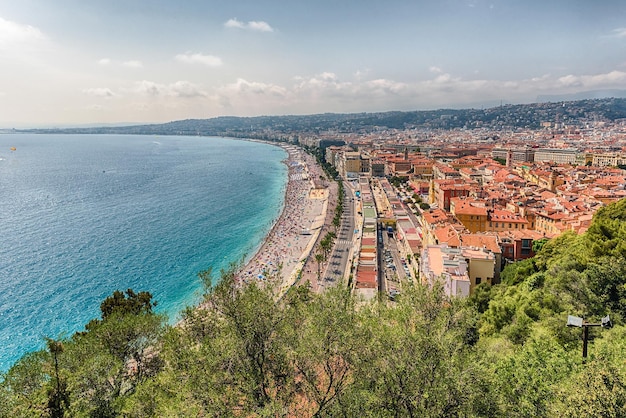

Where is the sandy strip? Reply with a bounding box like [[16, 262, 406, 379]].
[[235, 143, 327, 294]]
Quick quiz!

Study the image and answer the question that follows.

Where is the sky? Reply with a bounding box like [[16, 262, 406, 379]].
[[1, 0, 626, 127]]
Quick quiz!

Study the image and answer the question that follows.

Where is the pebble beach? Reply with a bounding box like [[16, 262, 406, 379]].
[[236, 143, 329, 293]]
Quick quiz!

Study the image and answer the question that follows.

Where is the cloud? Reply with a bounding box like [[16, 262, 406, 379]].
[[82, 87, 115, 98], [131, 80, 207, 98], [557, 74, 582, 88], [556, 71, 626, 89], [220, 78, 287, 97], [248, 21, 274, 32], [610, 28, 626, 38], [224, 18, 274, 32], [0, 16, 45, 48], [354, 69, 371, 80], [429, 66, 443, 74], [97, 58, 146, 69], [291, 72, 410, 102], [215, 78, 289, 110], [133, 80, 161, 96], [169, 81, 207, 98], [122, 60, 143, 68], [224, 18, 244, 29], [95, 69, 626, 121], [217, 69, 626, 114], [175, 52, 223, 67]]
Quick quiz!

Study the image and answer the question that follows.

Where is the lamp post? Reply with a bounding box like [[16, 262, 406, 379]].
[[566, 315, 612, 359]]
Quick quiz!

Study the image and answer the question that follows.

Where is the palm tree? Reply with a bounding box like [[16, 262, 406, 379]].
[[320, 237, 332, 260], [315, 252, 325, 281], [320, 231, 336, 259]]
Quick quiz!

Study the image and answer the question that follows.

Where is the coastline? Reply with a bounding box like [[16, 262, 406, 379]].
[[235, 141, 328, 294]]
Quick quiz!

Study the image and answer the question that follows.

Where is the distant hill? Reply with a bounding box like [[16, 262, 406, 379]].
[[18, 97, 626, 138]]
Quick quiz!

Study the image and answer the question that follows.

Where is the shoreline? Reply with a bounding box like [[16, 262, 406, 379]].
[[234, 141, 328, 293]]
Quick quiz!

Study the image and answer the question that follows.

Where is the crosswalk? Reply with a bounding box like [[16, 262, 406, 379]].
[[336, 239, 352, 245]]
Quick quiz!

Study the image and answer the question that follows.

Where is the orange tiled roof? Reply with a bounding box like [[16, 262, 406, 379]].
[[490, 209, 528, 223], [460, 234, 501, 253]]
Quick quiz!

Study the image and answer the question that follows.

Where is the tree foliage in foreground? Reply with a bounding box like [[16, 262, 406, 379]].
[[3, 199, 626, 416]]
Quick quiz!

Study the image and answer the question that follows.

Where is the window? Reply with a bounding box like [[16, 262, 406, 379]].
[[475, 277, 482, 285], [521, 239, 531, 255], [509, 223, 512, 228]]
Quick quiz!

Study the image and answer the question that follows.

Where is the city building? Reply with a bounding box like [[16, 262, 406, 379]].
[[420, 244, 471, 298], [534, 148, 578, 164]]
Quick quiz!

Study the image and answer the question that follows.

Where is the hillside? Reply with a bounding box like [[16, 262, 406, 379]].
[[17, 97, 626, 138]]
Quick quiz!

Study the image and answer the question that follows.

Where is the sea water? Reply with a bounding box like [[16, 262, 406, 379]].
[[0, 134, 287, 371]]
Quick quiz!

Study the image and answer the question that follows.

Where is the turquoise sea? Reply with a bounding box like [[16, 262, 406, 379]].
[[0, 134, 287, 371]]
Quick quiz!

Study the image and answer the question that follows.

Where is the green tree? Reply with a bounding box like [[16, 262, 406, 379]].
[[551, 362, 626, 417], [320, 234, 333, 260], [195, 269, 292, 412], [64, 290, 166, 417], [98, 288, 156, 321], [45, 338, 70, 418], [339, 284, 495, 417], [285, 287, 359, 416], [486, 334, 576, 417], [532, 237, 549, 253], [468, 282, 492, 314], [550, 325, 626, 417], [584, 256, 626, 318], [0, 351, 48, 417], [315, 252, 325, 281]]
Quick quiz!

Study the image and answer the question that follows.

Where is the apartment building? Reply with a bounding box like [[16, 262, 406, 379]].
[[432, 179, 474, 211], [534, 148, 578, 164], [450, 198, 488, 233], [420, 244, 471, 298], [492, 147, 535, 163]]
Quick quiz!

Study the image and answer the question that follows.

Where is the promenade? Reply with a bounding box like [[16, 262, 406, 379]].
[[236, 144, 333, 294]]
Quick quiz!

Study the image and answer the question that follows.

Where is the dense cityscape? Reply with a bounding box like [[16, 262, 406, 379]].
[[304, 99, 626, 301], [6, 97, 626, 302], [18, 97, 626, 301]]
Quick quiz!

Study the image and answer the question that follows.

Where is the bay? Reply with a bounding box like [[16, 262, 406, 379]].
[[0, 134, 287, 371]]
